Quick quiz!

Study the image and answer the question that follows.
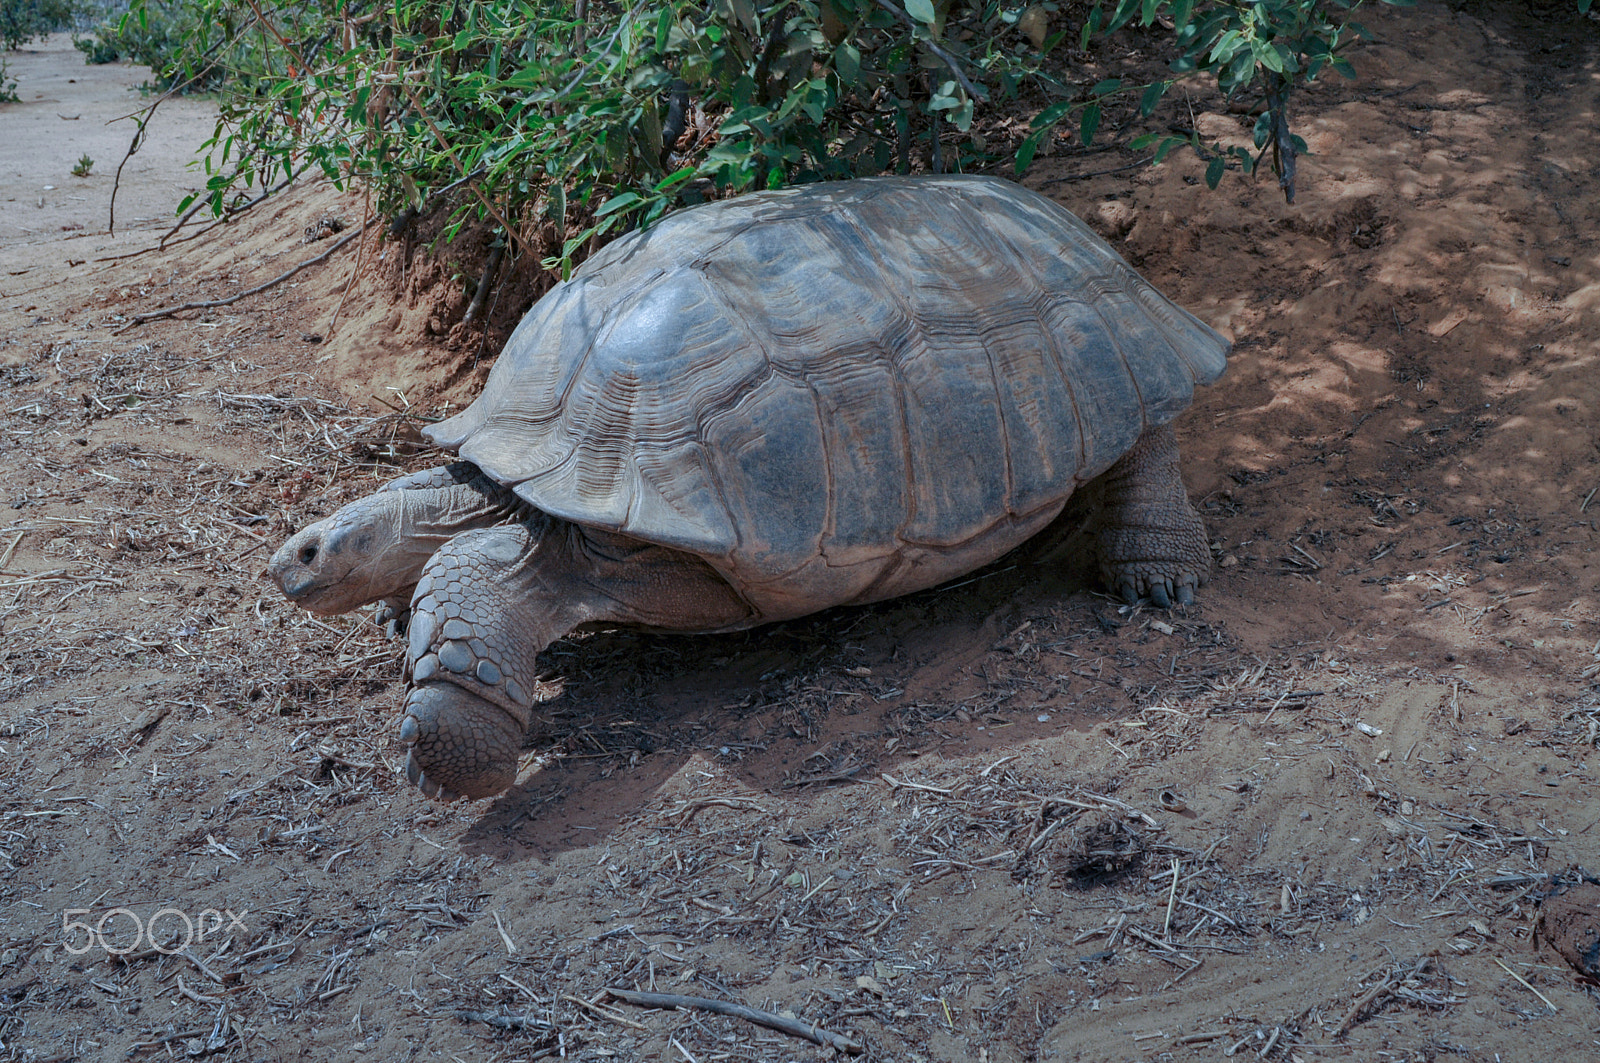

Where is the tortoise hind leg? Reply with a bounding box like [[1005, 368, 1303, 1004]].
[[1093, 422, 1211, 607]]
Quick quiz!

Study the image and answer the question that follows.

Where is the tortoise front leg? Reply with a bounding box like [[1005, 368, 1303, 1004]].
[[398, 518, 753, 801], [1093, 422, 1210, 608], [398, 521, 563, 801]]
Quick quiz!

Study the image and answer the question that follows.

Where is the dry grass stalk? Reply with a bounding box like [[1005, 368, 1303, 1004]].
[[1493, 958, 1558, 1012]]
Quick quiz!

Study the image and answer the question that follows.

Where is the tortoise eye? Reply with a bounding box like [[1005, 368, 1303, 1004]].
[[299, 545, 318, 565]]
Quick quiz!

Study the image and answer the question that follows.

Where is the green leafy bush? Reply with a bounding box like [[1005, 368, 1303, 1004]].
[[73, 27, 118, 62], [129, 0, 1418, 273], [3, 0, 84, 50], [75, 0, 244, 84], [1036, 0, 1416, 202], [150, 0, 1074, 272]]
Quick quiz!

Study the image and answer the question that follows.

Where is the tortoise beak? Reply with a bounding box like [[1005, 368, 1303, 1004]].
[[271, 568, 315, 601], [265, 535, 318, 601]]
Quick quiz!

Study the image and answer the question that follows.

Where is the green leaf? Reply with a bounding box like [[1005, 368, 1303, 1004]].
[[1079, 103, 1100, 146], [1091, 78, 1122, 97], [1015, 129, 1043, 173], [903, 0, 937, 26], [717, 104, 770, 135], [728, 0, 758, 33], [1139, 79, 1168, 116], [1227, 48, 1255, 87], [1252, 110, 1272, 148], [1107, 0, 1140, 32], [1030, 99, 1073, 130], [596, 191, 643, 216], [1209, 28, 1242, 64], [1204, 155, 1225, 189], [835, 42, 861, 84], [950, 97, 973, 132]]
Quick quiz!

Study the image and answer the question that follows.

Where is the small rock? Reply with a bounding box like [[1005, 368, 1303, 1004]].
[[1018, 5, 1050, 49]]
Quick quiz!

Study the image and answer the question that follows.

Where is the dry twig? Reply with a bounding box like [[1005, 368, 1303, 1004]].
[[115, 222, 371, 333], [603, 987, 864, 1054]]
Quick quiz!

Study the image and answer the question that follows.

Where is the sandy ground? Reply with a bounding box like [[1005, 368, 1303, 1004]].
[[0, 35, 219, 244], [3, 3, 1600, 1061]]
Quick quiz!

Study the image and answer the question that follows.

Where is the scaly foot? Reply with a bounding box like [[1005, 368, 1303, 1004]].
[[1094, 422, 1210, 608]]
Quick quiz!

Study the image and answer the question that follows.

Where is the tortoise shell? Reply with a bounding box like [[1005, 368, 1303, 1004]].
[[426, 175, 1227, 619]]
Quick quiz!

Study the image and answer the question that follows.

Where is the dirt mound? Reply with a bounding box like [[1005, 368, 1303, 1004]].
[[4, 2, 1600, 1059], [1540, 879, 1600, 980]]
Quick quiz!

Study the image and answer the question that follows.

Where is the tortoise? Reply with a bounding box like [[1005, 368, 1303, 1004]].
[[267, 175, 1229, 802]]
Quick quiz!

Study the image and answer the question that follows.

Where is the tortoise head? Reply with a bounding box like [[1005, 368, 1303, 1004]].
[[267, 493, 412, 615]]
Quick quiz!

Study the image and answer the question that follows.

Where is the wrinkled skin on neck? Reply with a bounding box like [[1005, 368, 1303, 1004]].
[[266, 479, 524, 615]]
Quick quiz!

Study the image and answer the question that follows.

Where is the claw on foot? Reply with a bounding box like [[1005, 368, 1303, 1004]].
[[405, 750, 467, 802], [374, 598, 411, 638], [1110, 569, 1201, 610]]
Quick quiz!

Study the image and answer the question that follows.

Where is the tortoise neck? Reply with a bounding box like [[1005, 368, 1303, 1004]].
[[356, 482, 531, 608], [417, 479, 531, 532]]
